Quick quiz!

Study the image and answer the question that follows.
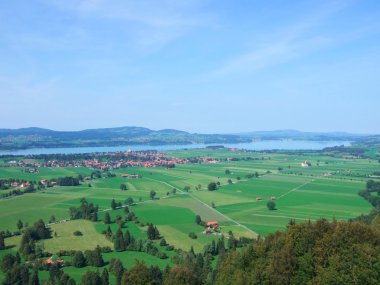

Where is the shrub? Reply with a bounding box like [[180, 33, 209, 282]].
[[188, 232, 197, 239], [73, 230, 83, 236]]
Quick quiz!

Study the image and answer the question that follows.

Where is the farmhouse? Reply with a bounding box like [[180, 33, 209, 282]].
[[44, 258, 64, 268], [301, 161, 310, 167], [121, 174, 141, 179], [256, 197, 262, 201]]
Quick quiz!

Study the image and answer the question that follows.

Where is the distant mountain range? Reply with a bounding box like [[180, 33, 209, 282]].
[[0, 126, 376, 150]]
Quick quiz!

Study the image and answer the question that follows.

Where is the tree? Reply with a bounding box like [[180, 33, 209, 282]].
[[114, 229, 125, 252], [211, 201, 216, 208], [183, 186, 191, 192], [109, 258, 124, 285], [208, 182, 217, 191], [267, 201, 276, 210], [121, 261, 151, 285], [150, 190, 156, 200], [17, 219, 23, 230], [189, 232, 197, 239], [85, 246, 104, 267], [29, 268, 40, 285], [147, 224, 156, 240], [160, 238, 167, 246], [49, 215, 56, 224], [0, 234, 5, 250], [164, 265, 199, 285], [104, 212, 111, 224], [81, 271, 101, 285], [111, 199, 117, 210], [195, 215, 202, 225], [227, 179, 233, 184], [125, 197, 134, 206], [225, 169, 231, 175], [0, 253, 18, 272], [101, 268, 109, 285], [120, 184, 128, 191], [72, 251, 86, 268]]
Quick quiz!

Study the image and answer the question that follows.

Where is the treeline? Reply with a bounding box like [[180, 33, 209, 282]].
[[0, 183, 37, 199], [19, 219, 51, 259], [58, 246, 105, 268], [57, 176, 80, 186], [359, 180, 380, 207]]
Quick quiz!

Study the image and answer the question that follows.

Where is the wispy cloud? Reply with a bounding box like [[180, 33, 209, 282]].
[[205, 0, 357, 78], [46, 0, 214, 51]]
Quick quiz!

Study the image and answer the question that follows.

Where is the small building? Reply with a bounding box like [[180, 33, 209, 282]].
[[270, 196, 276, 200], [206, 221, 220, 230], [256, 197, 262, 201], [121, 174, 141, 179]]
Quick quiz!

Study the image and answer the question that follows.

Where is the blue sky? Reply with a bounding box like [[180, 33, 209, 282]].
[[0, 0, 379, 134]]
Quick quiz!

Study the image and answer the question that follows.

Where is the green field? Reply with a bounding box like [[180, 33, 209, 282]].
[[0, 148, 378, 283]]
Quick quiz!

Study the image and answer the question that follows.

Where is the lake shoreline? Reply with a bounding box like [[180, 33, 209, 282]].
[[0, 140, 351, 156]]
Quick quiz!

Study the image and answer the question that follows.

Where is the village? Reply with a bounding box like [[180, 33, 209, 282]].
[[1, 150, 224, 171]]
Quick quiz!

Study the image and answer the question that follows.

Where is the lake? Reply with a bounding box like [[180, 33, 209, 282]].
[[0, 140, 351, 156]]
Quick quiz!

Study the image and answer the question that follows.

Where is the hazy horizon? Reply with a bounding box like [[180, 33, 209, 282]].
[[0, 125, 375, 136], [0, 0, 379, 134]]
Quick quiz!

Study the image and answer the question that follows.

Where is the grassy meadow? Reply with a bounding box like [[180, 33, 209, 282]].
[[0, 148, 378, 282]]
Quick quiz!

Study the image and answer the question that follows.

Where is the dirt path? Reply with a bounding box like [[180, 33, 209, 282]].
[[145, 176, 258, 238]]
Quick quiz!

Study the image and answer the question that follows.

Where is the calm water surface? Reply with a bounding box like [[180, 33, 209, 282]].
[[0, 140, 351, 155]]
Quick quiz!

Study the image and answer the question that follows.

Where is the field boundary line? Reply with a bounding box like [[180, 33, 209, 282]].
[[277, 180, 313, 200], [145, 176, 258, 238]]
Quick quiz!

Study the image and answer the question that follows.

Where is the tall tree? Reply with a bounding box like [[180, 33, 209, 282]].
[[0, 234, 5, 250], [17, 219, 23, 230], [104, 212, 111, 224], [72, 251, 86, 268], [111, 199, 117, 210], [101, 268, 109, 285], [114, 229, 125, 252], [150, 190, 156, 200], [29, 268, 40, 285]]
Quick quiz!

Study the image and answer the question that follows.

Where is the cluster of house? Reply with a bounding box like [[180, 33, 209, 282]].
[[5, 151, 189, 170], [10, 181, 31, 188], [203, 221, 222, 236], [43, 258, 64, 268], [10, 179, 57, 188]]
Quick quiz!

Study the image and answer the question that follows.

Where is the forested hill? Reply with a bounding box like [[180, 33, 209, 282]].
[[0, 127, 250, 150], [0, 127, 374, 150]]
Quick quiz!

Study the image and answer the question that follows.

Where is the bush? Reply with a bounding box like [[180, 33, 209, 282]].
[[160, 238, 167, 246], [208, 182, 217, 191], [166, 245, 174, 251], [73, 230, 83, 236], [267, 201, 276, 210], [188, 232, 198, 239], [156, 251, 168, 259]]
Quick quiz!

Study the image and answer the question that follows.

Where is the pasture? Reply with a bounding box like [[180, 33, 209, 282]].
[[0, 148, 378, 282]]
